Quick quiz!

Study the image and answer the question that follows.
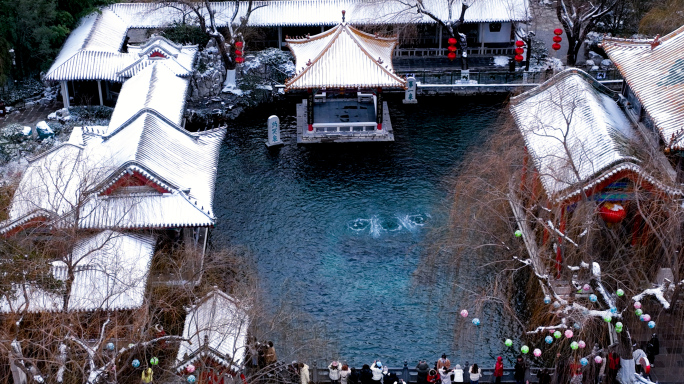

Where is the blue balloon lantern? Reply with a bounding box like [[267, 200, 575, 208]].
[[553, 301, 561, 309], [187, 375, 197, 383], [106, 342, 114, 351], [648, 321, 656, 329], [472, 318, 480, 326], [610, 307, 617, 314], [544, 296, 552, 304], [573, 322, 581, 330], [545, 336, 553, 344], [589, 294, 598, 302], [132, 359, 140, 368], [580, 358, 588, 366]]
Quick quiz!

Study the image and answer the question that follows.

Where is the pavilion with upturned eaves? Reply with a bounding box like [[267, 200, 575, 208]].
[[285, 12, 406, 143]]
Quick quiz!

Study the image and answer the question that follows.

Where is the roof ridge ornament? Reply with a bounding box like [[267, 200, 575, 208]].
[[650, 34, 661, 50], [342, 10, 346, 23]]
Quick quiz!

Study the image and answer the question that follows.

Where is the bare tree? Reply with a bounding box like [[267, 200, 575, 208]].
[[555, 0, 619, 65]]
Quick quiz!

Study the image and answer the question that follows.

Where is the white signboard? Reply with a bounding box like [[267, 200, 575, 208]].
[[403, 76, 418, 104], [266, 115, 283, 147]]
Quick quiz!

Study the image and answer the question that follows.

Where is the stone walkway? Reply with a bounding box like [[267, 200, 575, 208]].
[[0, 100, 63, 129]]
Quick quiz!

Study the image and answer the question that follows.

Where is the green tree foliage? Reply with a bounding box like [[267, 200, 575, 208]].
[[162, 21, 210, 47], [0, 0, 115, 83], [639, 0, 684, 36]]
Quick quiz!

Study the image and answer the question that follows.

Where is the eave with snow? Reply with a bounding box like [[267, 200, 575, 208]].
[[286, 20, 403, 143], [0, 231, 155, 313], [176, 289, 249, 375], [601, 25, 684, 152]]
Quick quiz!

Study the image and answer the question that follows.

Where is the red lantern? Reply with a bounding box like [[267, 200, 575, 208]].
[[514, 55, 524, 62], [553, 36, 562, 43], [515, 47, 524, 55], [599, 203, 626, 224], [554, 28, 563, 36], [448, 37, 457, 45], [515, 40, 525, 47], [235, 56, 245, 64], [448, 45, 457, 52], [447, 52, 457, 61], [235, 49, 243, 56], [235, 41, 244, 48], [552, 43, 561, 51]]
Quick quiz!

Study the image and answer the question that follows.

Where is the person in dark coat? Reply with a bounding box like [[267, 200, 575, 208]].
[[360, 364, 373, 384], [416, 360, 430, 384], [349, 368, 360, 384], [646, 334, 660, 364], [514, 356, 527, 384], [537, 368, 552, 384]]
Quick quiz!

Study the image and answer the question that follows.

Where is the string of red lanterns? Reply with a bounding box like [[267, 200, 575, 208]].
[[447, 37, 457, 61], [235, 41, 245, 64], [514, 40, 525, 63], [552, 29, 562, 51]]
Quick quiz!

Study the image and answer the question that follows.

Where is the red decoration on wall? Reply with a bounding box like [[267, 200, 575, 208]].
[[553, 36, 562, 43], [552, 43, 561, 51], [515, 40, 525, 47], [599, 203, 627, 224], [554, 28, 563, 35], [514, 55, 524, 62], [150, 51, 166, 58]]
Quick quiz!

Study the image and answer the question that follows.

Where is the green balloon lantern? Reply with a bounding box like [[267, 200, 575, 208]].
[[616, 289, 624, 297], [521, 345, 529, 354], [505, 339, 513, 347], [150, 357, 159, 366], [635, 309, 643, 316], [554, 331, 562, 339], [515, 229, 523, 238], [603, 315, 612, 323], [570, 341, 579, 350]]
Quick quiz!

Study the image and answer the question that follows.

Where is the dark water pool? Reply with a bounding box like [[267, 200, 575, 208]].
[[212, 95, 517, 367]]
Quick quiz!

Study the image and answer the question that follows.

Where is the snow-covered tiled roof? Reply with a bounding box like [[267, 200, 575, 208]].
[[286, 23, 405, 90], [2, 62, 225, 234], [176, 289, 249, 372], [602, 26, 684, 150], [109, 63, 189, 131], [510, 69, 678, 201], [0, 231, 155, 313], [118, 36, 197, 79]]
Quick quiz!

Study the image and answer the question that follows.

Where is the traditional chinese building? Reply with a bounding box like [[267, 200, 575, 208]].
[[176, 288, 248, 384], [509, 69, 681, 278], [285, 16, 406, 143], [602, 26, 684, 157]]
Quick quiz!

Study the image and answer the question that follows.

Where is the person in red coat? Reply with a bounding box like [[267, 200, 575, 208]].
[[493, 356, 504, 383]]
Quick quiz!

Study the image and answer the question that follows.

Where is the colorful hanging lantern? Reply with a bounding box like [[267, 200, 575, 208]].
[[150, 357, 159, 366], [447, 52, 457, 60], [132, 359, 141, 368], [235, 42, 244, 64], [603, 315, 612, 323], [447, 37, 458, 61], [570, 342, 579, 350], [515, 229, 523, 237], [552, 43, 561, 51], [583, 284, 591, 292], [505, 339, 513, 347], [578, 340, 586, 349], [553, 301, 561, 309], [448, 45, 458, 52], [460, 310, 469, 318], [186, 365, 196, 374], [641, 314, 651, 322], [514, 55, 524, 62], [521, 345, 529, 354], [634, 302, 642, 309], [472, 318, 480, 326], [599, 203, 626, 223], [615, 322, 623, 329], [235, 41, 244, 49], [616, 289, 625, 297], [594, 356, 603, 364], [580, 358, 588, 366], [515, 40, 525, 47], [515, 47, 524, 55], [448, 37, 458, 45], [545, 336, 553, 344], [574, 322, 581, 330], [188, 375, 197, 383], [589, 294, 598, 302], [648, 321, 656, 329], [635, 308, 643, 316], [544, 296, 552, 304], [553, 36, 562, 43], [610, 307, 617, 313], [236, 57, 245, 64], [564, 330, 574, 338], [533, 348, 542, 357], [554, 331, 562, 339], [106, 342, 115, 351], [554, 28, 563, 35]]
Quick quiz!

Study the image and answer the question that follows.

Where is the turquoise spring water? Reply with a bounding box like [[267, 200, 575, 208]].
[[212, 95, 519, 367]]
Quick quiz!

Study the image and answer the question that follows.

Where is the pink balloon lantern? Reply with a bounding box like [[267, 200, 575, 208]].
[[186, 365, 196, 374], [594, 356, 603, 364], [634, 301, 642, 309], [578, 340, 586, 349], [564, 330, 574, 338], [460, 310, 469, 318], [642, 314, 651, 322], [533, 348, 542, 357], [582, 284, 591, 291]]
